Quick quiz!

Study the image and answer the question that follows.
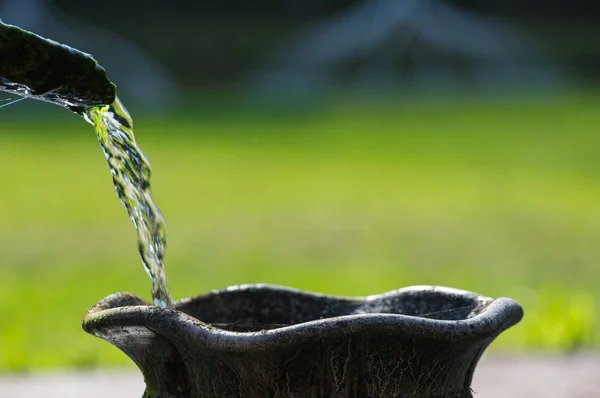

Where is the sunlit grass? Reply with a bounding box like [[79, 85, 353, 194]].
[[0, 94, 599, 371]]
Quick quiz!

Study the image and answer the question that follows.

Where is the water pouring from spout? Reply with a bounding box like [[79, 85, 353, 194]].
[[84, 100, 173, 307], [0, 20, 173, 307]]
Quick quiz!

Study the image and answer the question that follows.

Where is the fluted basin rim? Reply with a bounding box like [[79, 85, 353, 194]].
[[83, 284, 523, 352]]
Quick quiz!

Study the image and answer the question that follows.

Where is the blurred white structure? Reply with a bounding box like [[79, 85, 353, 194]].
[[249, 0, 567, 99], [0, 0, 180, 110]]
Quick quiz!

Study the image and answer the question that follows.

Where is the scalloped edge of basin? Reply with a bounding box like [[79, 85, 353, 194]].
[[83, 284, 523, 350], [82, 284, 523, 397]]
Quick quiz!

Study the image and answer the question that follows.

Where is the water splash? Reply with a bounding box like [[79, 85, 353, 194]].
[[84, 98, 173, 307]]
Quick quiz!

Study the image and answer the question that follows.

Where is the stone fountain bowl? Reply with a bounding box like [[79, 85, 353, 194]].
[[83, 284, 523, 398]]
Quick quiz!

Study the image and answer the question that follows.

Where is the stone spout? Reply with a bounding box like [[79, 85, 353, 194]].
[[0, 20, 115, 113]]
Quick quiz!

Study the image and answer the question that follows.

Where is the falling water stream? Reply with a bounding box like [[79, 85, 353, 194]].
[[0, 20, 173, 307], [84, 98, 173, 307]]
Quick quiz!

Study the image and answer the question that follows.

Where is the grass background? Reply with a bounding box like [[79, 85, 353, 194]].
[[0, 92, 599, 371]]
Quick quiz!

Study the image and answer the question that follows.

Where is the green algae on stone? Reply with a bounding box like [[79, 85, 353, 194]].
[[0, 20, 115, 113]]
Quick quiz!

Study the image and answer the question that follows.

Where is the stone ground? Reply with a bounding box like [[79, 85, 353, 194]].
[[0, 354, 598, 397]]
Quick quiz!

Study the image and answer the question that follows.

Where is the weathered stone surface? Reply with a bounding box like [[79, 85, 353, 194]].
[[83, 284, 523, 398]]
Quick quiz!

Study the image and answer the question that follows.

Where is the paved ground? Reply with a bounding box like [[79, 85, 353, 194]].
[[472, 354, 600, 398], [0, 354, 598, 397]]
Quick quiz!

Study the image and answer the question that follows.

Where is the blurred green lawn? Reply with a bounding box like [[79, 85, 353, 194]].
[[0, 94, 599, 371]]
